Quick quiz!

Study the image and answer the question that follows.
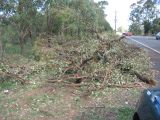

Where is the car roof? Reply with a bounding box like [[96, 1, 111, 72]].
[[157, 32, 160, 35], [146, 87, 160, 96]]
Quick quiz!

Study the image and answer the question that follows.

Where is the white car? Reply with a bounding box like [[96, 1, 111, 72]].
[[156, 32, 160, 40]]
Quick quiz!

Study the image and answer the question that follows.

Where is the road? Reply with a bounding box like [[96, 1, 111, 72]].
[[126, 36, 160, 84]]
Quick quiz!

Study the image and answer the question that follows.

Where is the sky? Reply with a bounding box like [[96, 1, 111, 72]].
[[104, 0, 138, 30], [94, 0, 139, 30]]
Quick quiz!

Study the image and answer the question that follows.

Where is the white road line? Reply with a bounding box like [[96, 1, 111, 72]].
[[127, 37, 160, 55]]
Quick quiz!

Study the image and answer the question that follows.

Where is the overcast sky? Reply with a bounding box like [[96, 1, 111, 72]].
[[94, 0, 138, 30], [105, 0, 138, 30]]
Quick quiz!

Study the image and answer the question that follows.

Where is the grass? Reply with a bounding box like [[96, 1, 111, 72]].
[[0, 39, 148, 120], [74, 106, 135, 120], [4, 42, 34, 59], [73, 87, 141, 120], [0, 81, 17, 91], [117, 107, 135, 120], [0, 67, 144, 120], [0, 80, 144, 120]]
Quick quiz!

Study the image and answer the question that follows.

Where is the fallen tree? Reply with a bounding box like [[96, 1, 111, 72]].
[[33, 33, 156, 92], [0, 33, 155, 91]]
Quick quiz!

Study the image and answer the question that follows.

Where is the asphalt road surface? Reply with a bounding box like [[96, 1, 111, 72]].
[[126, 36, 160, 84]]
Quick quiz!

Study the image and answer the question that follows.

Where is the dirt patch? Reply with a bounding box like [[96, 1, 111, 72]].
[[0, 83, 147, 120], [14, 85, 56, 110], [24, 86, 55, 97], [0, 114, 3, 120]]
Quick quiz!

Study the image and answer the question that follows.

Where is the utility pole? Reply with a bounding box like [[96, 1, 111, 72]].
[[114, 10, 117, 34]]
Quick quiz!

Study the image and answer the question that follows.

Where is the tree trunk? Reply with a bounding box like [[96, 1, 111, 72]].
[[28, 27, 33, 45], [0, 40, 3, 62], [47, 36, 51, 48], [46, 8, 53, 48], [0, 31, 4, 62], [19, 32, 24, 54], [70, 29, 73, 37], [61, 22, 65, 41], [78, 27, 81, 39]]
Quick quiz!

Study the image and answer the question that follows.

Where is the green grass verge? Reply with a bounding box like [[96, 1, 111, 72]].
[[117, 107, 134, 120]]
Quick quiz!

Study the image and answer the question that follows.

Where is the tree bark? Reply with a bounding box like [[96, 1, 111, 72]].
[[0, 40, 3, 62], [19, 35, 24, 54], [0, 30, 3, 62], [19, 30, 27, 54], [46, 8, 53, 48]]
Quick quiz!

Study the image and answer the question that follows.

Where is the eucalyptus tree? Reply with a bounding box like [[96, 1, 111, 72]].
[[129, 23, 143, 35], [129, 0, 159, 35], [1, 0, 112, 52], [151, 18, 160, 33], [67, 0, 111, 37], [1, 0, 41, 53]]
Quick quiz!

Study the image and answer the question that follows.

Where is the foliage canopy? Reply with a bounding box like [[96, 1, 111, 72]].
[[0, 0, 112, 53], [129, 0, 160, 35]]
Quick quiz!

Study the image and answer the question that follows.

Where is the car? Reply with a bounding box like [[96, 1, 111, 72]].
[[127, 32, 133, 36], [156, 32, 160, 40], [133, 87, 160, 120], [122, 32, 133, 36], [122, 32, 128, 36]]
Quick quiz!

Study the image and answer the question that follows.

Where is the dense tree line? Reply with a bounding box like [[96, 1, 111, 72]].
[[129, 0, 160, 35], [0, 0, 112, 54]]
